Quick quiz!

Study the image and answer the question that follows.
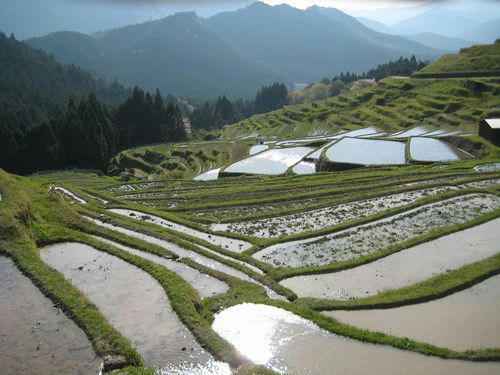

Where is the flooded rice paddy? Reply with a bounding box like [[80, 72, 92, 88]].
[[326, 274, 500, 351], [281, 218, 500, 299], [0, 256, 101, 375], [474, 162, 500, 172], [325, 138, 406, 165], [50, 186, 86, 204], [212, 303, 500, 375], [108, 208, 252, 253], [91, 236, 228, 298], [388, 126, 431, 138], [254, 194, 500, 267], [211, 186, 457, 238], [409, 137, 461, 162], [249, 145, 269, 155], [194, 168, 221, 181], [292, 161, 316, 175], [224, 147, 314, 175], [86, 217, 282, 299], [40, 243, 230, 373]]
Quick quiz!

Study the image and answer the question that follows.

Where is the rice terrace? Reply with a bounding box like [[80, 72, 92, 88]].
[[1, 1, 500, 374]]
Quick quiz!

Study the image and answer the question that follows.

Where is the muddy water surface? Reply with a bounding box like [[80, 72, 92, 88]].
[[255, 194, 500, 267], [0, 256, 101, 375], [40, 243, 230, 373], [91, 236, 228, 298], [213, 303, 500, 375], [281, 218, 500, 299], [212, 186, 457, 238], [326, 274, 500, 351], [86, 217, 282, 300], [108, 208, 252, 253]]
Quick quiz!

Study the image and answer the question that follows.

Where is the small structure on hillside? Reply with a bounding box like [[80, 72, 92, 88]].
[[479, 119, 500, 144]]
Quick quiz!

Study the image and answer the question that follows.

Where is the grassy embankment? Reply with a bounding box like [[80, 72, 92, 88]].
[[0, 170, 276, 374]]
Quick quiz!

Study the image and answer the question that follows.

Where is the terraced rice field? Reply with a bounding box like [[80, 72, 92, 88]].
[[254, 194, 500, 267], [5, 148, 500, 374]]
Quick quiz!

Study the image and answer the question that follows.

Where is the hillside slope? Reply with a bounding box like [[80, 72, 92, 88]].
[[221, 42, 500, 140], [0, 32, 128, 130], [417, 40, 500, 75], [207, 3, 438, 83], [221, 76, 500, 140], [27, 12, 279, 99]]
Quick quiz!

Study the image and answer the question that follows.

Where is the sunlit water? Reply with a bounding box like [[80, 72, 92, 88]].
[[325, 138, 406, 165], [409, 137, 461, 162], [224, 147, 314, 175], [212, 303, 500, 374]]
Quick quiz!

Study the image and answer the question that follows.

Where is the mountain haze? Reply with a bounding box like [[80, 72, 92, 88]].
[[27, 12, 279, 99], [28, 2, 439, 99], [207, 3, 438, 83]]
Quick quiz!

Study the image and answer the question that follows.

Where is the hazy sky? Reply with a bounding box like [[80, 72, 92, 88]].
[[261, 0, 428, 10], [1, 0, 499, 39]]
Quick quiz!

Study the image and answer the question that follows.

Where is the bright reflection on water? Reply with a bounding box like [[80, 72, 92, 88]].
[[212, 303, 500, 375], [212, 303, 322, 373], [157, 360, 231, 375]]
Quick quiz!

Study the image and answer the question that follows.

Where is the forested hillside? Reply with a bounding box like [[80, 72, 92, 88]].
[[0, 32, 128, 130], [207, 3, 438, 83], [0, 34, 186, 175], [27, 3, 439, 99], [27, 12, 279, 99]]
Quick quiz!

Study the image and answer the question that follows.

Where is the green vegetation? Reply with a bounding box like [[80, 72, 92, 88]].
[[26, 12, 278, 99], [223, 75, 500, 139], [417, 40, 500, 75], [110, 141, 251, 179]]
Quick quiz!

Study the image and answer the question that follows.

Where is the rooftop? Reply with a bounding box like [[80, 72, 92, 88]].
[[485, 119, 500, 129]]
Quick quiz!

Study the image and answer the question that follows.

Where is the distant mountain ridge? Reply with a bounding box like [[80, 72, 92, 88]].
[[206, 3, 438, 83], [27, 2, 440, 99]]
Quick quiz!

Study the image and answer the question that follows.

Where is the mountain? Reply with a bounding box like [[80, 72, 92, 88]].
[[207, 3, 438, 83], [461, 19, 500, 44], [356, 17, 392, 34], [0, 0, 253, 40], [0, 31, 128, 130], [27, 12, 279, 99], [391, 8, 480, 37], [404, 33, 475, 52]]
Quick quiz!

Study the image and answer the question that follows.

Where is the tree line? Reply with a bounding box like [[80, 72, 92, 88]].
[[189, 83, 288, 131], [0, 87, 186, 175]]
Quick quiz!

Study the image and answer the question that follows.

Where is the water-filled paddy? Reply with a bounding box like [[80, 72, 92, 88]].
[[86, 217, 283, 300], [109, 208, 252, 253], [292, 161, 316, 175], [281, 218, 500, 299], [389, 126, 431, 138], [87, 217, 255, 281], [0, 256, 101, 375], [92, 236, 229, 298], [224, 147, 314, 175], [50, 186, 86, 204], [475, 162, 500, 172], [409, 137, 461, 162], [194, 168, 221, 181], [212, 303, 500, 375], [326, 274, 500, 351], [325, 138, 406, 165], [40, 243, 230, 373], [254, 194, 500, 268], [249, 144, 269, 155], [212, 186, 457, 238]]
